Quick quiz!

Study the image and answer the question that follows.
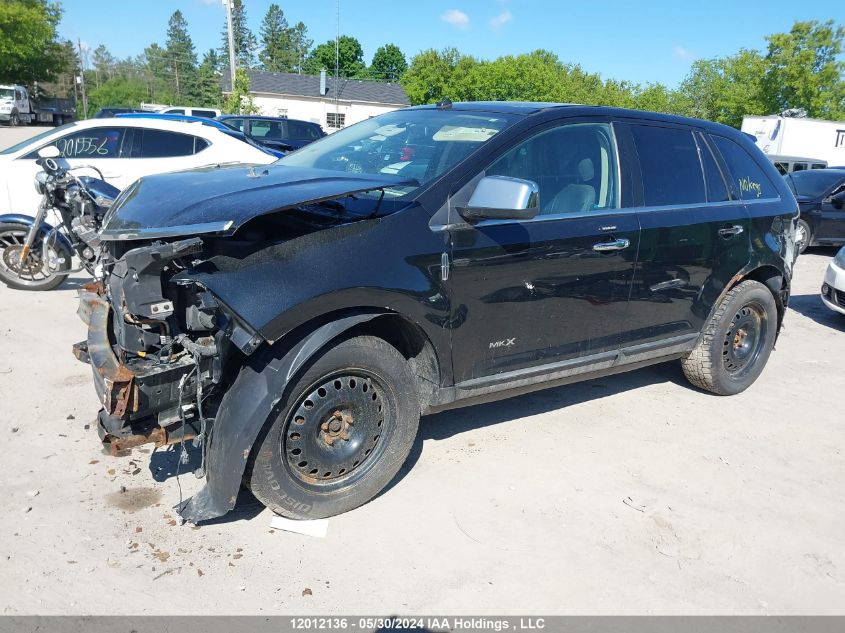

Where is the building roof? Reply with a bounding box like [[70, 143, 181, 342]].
[[221, 69, 410, 106]]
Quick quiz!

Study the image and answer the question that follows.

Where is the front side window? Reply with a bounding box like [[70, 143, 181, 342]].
[[192, 110, 217, 119], [28, 127, 128, 159], [485, 123, 618, 215], [711, 135, 779, 201], [136, 129, 200, 158], [630, 125, 706, 207], [278, 108, 519, 197]]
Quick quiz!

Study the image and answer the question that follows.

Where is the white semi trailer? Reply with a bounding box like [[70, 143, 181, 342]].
[[741, 115, 845, 167]]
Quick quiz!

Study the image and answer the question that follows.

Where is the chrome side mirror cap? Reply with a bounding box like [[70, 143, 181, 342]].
[[37, 145, 61, 159], [458, 175, 539, 222]]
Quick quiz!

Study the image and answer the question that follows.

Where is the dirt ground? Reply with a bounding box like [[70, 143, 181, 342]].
[[1, 128, 844, 615]]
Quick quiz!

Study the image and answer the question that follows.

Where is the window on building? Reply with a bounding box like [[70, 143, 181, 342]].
[[326, 112, 345, 129], [276, 109, 288, 119]]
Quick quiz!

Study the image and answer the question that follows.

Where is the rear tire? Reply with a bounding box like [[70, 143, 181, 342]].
[[795, 219, 811, 255], [247, 335, 420, 519], [0, 222, 70, 291], [681, 280, 778, 395]]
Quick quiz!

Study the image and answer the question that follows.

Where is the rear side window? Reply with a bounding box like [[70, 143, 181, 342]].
[[697, 135, 730, 202], [287, 120, 322, 140], [136, 129, 203, 158], [711, 135, 779, 201], [250, 120, 284, 139], [630, 125, 705, 206], [191, 110, 217, 119]]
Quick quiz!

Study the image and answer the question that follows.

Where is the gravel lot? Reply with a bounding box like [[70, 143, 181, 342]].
[[0, 126, 843, 614]]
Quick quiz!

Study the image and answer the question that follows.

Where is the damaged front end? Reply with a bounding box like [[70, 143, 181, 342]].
[[73, 236, 261, 472]]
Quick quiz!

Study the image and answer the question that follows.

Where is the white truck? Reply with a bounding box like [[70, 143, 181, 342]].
[[741, 115, 845, 168], [0, 84, 76, 126]]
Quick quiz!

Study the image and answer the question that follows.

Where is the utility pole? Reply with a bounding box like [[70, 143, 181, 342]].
[[76, 38, 88, 119], [223, 0, 237, 95], [335, 0, 339, 125]]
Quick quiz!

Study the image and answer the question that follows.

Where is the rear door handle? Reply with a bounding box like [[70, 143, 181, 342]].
[[718, 224, 744, 238], [592, 238, 630, 252]]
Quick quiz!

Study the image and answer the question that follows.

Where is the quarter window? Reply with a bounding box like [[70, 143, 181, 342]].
[[486, 123, 619, 215], [630, 125, 706, 206], [711, 135, 778, 201], [136, 129, 204, 158]]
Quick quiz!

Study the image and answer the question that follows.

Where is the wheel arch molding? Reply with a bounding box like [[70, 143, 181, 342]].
[[177, 309, 439, 523]]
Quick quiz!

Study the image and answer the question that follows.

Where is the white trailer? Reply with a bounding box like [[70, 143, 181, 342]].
[[741, 115, 845, 167]]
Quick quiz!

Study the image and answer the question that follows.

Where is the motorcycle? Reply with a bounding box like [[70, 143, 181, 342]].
[[0, 146, 120, 291]]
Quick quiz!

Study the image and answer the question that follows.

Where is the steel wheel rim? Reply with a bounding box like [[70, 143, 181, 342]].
[[0, 228, 57, 287], [722, 301, 768, 376], [282, 369, 391, 491]]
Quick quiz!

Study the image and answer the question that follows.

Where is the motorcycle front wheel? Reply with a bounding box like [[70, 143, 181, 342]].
[[0, 222, 71, 291]]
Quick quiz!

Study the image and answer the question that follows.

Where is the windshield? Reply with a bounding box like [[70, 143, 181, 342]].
[[787, 170, 845, 199], [277, 108, 519, 196], [0, 88, 14, 100], [0, 121, 77, 155]]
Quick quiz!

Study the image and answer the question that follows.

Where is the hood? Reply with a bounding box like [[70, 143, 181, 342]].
[[99, 164, 417, 240]]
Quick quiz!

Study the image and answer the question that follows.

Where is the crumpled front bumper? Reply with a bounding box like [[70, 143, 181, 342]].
[[73, 286, 138, 419]]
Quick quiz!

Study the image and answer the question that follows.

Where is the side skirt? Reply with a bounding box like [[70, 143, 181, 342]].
[[424, 333, 697, 414]]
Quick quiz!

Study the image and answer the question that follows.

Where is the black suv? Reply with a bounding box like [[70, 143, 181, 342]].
[[216, 115, 325, 152], [74, 102, 798, 523]]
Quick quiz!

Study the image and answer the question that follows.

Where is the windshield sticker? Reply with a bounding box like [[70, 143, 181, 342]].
[[432, 125, 500, 142], [739, 177, 762, 198]]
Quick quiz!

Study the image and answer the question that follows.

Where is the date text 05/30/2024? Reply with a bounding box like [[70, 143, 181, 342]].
[[289, 617, 546, 631]]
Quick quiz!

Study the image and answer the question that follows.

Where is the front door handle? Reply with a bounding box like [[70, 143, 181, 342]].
[[592, 238, 630, 252], [718, 224, 744, 238]]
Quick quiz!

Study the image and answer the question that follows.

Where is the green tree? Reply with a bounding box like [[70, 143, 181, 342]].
[[259, 3, 292, 72], [401, 48, 466, 104], [288, 22, 312, 74], [224, 66, 258, 114], [221, 0, 258, 69], [0, 0, 66, 84], [197, 49, 222, 107], [86, 77, 150, 113], [304, 36, 365, 78], [370, 44, 407, 82], [762, 20, 845, 119], [91, 44, 115, 88], [166, 10, 198, 100], [679, 49, 768, 127]]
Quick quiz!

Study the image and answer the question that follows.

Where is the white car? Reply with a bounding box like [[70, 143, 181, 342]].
[[0, 116, 277, 216], [821, 246, 845, 316]]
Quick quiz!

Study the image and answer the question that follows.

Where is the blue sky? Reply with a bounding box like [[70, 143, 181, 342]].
[[58, 0, 844, 88]]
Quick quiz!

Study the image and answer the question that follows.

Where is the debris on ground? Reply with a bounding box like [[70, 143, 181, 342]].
[[622, 496, 646, 512], [270, 515, 329, 538]]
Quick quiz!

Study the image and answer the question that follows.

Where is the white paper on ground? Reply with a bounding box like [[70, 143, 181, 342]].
[[270, 515, 329, 538]]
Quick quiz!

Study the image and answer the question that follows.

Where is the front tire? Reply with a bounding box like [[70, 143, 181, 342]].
[[9, 112, 19, 126], [795, 219, 811, 255], [681, 280, 778, 395], [0, 222, 70, 291], [247, 335, 420, 519]]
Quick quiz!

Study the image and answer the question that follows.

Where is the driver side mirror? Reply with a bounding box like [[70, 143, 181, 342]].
[[457, 175, 539, 222], [37, 145, 61, 159]]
